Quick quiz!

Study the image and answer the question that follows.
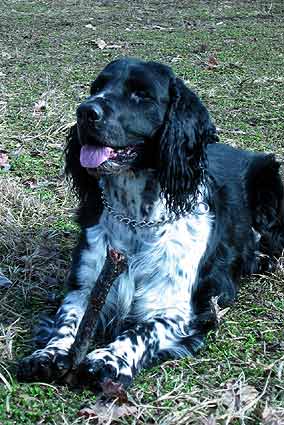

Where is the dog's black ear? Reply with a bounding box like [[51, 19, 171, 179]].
[[65, 124, 103, 226], [159, 77, 218, 214]]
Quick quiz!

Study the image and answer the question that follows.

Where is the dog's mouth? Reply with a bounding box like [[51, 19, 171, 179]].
[[80, 144, 140, 170]]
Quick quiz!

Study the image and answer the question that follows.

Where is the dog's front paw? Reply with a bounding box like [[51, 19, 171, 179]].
[[17, 348, 72, 382], [77, 357, 118, 389], [77, 349, 133, 390]]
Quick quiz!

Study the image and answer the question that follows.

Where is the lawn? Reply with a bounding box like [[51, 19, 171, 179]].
[[0, 0, 283, 423]]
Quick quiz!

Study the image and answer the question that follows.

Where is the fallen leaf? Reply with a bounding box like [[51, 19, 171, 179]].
[[210, 296, 230, 323], [106, 44, 123, 49], [171, 56, 182, 63], [100, 378, 128, 404], [0, 271, 12, 288], [22, 178, 51, 189], [0, 151, 10, 170], [262, 405, 284, 424], [151, 25, 175, 31], [231, 129, 246, 135], [85, 23, 96, 30], [94, 38, 107, 49], [22, 178, 38, 189], [78, 398, 137, 424], [220, 379, 258, 413], [30, 150, 45, 158], [91, 39, 123, 50], [33, 99, 47, 116], [207, 54, 219, 70], [78, 407, 97, 419]]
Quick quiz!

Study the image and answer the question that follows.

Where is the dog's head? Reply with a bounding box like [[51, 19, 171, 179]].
[[65, 58, 218, 213]]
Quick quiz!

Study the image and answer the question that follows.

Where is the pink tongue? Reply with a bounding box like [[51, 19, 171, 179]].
[[80, 145, 113, 168]]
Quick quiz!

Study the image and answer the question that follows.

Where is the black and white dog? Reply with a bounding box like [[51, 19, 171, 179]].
[[18, 58, 284, 389]]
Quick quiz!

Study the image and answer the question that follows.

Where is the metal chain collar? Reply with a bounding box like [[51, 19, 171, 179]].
[[101, 191, 209, 229]]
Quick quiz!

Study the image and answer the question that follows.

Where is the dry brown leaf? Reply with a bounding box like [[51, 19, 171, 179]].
[[78, 407, 97, 419], [207, 55, 219, 70], [22, 178, 39, 189], [0, 152, 9, 169], [22, 178, 52, 189], [262, 405, 284, 425], [220, 379, 258, 413], [78, 399, 137, 424], [100, 378, 128, 404]]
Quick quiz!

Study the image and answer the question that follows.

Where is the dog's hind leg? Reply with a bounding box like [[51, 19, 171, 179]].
[[247, 155, 284, 269]]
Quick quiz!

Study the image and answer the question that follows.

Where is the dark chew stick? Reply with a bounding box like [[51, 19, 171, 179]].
[[69, 247, 127, 368]]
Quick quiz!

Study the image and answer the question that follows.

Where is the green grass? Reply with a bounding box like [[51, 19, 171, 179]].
[[0, 0, 284, 423], [0, 381, 96, 424]]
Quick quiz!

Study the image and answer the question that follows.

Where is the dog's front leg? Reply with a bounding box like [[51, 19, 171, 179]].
[[77, 317, 198, 390], [17, 228, 107, 382]]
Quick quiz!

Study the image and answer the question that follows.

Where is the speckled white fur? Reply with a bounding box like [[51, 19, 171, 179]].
[[79, 172, 213, 332], [32, 172, 213, 378]]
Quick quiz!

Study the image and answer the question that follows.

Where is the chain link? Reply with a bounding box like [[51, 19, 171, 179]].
[[101, 192, 209, 229], [101, 192, 174, 229]]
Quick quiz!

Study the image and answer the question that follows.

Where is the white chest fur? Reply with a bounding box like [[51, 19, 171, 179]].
[[83, 173, 213, 329]]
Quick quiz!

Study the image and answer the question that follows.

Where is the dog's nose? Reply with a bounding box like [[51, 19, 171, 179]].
[[76, 102, 103, 126]]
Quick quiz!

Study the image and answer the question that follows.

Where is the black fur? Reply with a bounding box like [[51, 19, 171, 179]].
[[65, 58, 219, 216], [17, 58, 284, 390], [159, 77, 218, 214]]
